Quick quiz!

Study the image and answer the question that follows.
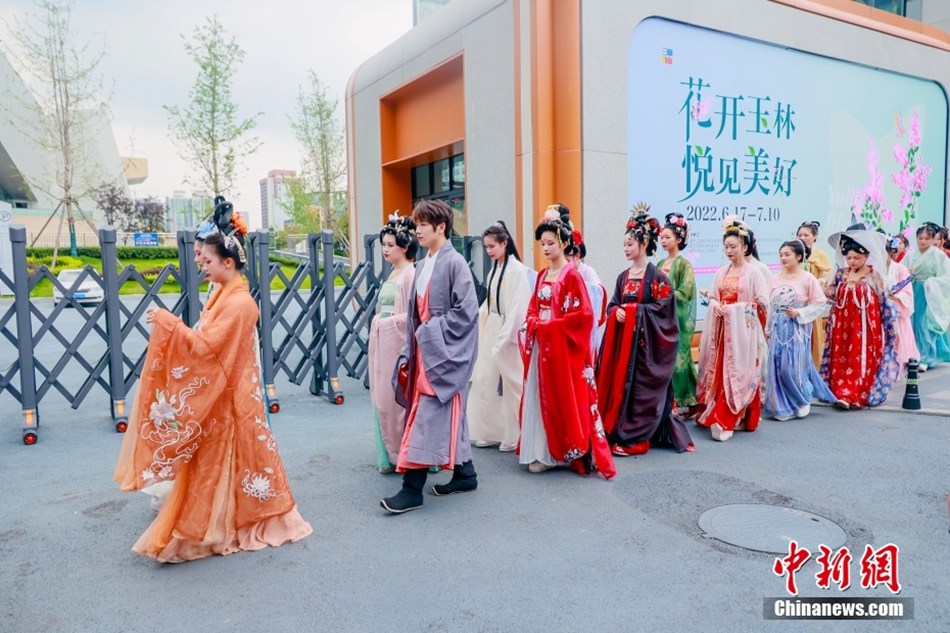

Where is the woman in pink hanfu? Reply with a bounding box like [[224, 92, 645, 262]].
[[696, 218, 769, 442], [884, 235, 920, 368], [368, 213, 418, 473]]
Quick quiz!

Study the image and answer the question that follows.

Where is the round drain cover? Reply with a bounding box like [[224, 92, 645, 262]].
[[698, 504, 847, 554]]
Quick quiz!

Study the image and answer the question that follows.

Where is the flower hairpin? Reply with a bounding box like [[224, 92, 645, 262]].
[[230, 211, 249, 236], [544, 204, 561, 221], [666, 212, 687, 228]]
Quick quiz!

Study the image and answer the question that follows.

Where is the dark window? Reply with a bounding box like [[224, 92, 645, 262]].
[[852, 0, 918, 19], [410, 153, 466, 236], [412, 164, 431, 198]]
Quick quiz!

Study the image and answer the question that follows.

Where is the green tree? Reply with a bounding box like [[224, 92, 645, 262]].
[[0, 0, 115, 258], [165, 16, 261, 196], [289, 70, 348, 251], [281, 176, 320, 233]]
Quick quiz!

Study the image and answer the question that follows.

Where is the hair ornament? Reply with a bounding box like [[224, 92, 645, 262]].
[[666, 212, 687, 228], [224, 234, 247, 264], [624, 205, 661, 255], [196, 219, 217, 240], [230, 211, 249, 237], [722, 214, 750, 238]]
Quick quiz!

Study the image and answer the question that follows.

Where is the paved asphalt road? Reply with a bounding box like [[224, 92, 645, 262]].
[[1, 365, 948, 633]]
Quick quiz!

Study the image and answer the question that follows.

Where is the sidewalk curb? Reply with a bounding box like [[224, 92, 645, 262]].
[[812, 401, 950, 418]]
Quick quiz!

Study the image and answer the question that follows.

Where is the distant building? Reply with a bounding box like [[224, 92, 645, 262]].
[[164, 191, 212, 233], [0, 48, 143, 242], [259, 169, 297, 229]]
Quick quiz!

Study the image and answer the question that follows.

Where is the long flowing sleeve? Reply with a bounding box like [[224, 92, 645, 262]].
[[115, 283, 258, 492], [493, 259, 531, 358], [918, 250, 950, 332], [606, 270, 624, 318], [540, 269, 594, 355], [886, 261, 914, 318], [795, 275, 829, 324], [391, 265, 416, 330], [671, 257, 697, 314], [809, 248, 833, 284]]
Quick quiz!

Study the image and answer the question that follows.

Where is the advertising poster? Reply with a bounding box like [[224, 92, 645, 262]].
[[629, 17, 948, 312]]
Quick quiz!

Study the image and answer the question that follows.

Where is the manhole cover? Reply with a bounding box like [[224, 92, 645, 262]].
[[698, 504, 847, 554]]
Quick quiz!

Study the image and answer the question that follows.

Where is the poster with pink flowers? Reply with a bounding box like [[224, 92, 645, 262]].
[[629, 17, 948, 306]]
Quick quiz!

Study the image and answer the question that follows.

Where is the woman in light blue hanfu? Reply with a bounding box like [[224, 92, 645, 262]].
[[907, 222, 950, 371]]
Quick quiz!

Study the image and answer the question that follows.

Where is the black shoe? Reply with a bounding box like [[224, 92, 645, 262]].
[[380, 490, 423, 514], [432, 478, 477, 496]]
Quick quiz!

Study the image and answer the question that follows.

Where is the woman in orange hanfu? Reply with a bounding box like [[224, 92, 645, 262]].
[[114, 199, 312, 562]]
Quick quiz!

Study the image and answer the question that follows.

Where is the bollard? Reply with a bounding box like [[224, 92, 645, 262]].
[[901, 358, 921, 410]]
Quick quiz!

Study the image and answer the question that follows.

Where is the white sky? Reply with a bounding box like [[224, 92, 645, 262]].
[[0, 0, 414, 228]]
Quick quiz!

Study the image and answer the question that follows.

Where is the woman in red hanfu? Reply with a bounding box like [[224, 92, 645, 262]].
[[596, 209, 693, 456], [115, 200, 311, 562], [696, 218, 769, 442], [518, 204, 616, 478], [820, 224, 900, 409]]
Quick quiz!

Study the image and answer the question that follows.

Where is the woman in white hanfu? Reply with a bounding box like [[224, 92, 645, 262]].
[[468, 221, 532, 452]]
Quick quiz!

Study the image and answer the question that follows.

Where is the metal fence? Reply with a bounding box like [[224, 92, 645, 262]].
[[1, 225, 490, 444]]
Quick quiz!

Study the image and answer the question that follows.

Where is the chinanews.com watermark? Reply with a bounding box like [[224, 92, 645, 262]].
[[764, 597, 913, 620], [765, 541, 914, 621]]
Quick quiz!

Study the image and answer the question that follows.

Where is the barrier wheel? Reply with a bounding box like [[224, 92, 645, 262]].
[[334, 395, 345, 405], [269, 402, 280, 414], [115, 419, 129, 433], [23, 432, 38, 445]]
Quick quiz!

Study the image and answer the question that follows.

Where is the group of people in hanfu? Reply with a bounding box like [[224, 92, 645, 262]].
[[109, 192, 950, 562]]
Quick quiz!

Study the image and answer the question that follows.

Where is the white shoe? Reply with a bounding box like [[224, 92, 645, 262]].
[[499, 443, 517, 452], [528, 461, 552, 473], [918, 363, 928, 373], [773, 414, 794, 422], [710, 424, 733, 442], [795, 404, 811, 419], [474, 440, 500, 448]]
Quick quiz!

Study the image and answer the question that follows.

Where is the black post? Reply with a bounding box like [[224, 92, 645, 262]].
[[902, 358, 921, 410], [322, 230, 344, 405], [177, 230, 201, 327], [308, 233, 325, 397], [100, 227, 129, 432], [246, 231, 259, 295], [254, 230, 278, 414], [10, 225, 39, 444]]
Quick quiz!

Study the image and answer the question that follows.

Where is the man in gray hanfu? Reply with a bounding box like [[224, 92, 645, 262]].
[[381, 199, 480, 514]]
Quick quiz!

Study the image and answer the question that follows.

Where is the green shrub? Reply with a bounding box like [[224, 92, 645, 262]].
[[26, 246, 180, 260], [116, 247, 180, 259], [27, 254, 86, 273], [270, 253, 305, 267]]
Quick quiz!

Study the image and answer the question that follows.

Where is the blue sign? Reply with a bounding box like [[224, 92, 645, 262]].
[[133, 232, 159, 247]]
